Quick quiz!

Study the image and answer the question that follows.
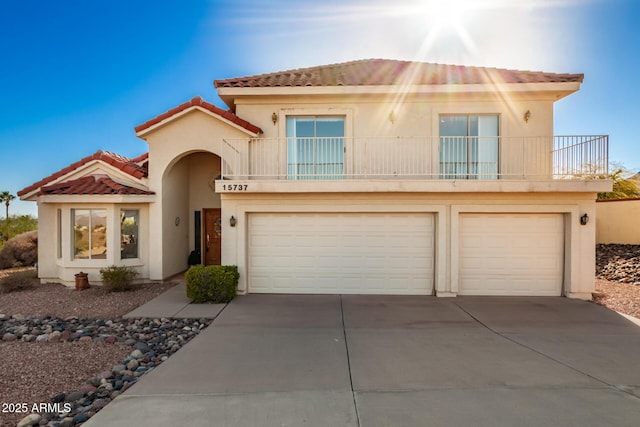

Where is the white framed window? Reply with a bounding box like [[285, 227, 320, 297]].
[[286, 116, 345, 180], [439, 115, 499, 179], [120, 209, 139, 259], [72, 209, 107, 260], [56, 209, 62, 259]]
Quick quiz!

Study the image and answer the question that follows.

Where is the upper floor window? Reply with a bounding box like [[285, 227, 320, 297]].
[[72, 209, 107, 260], [286, 116, 344, 180], [120, 209, 139, 259], [439, 115, 499, 179]]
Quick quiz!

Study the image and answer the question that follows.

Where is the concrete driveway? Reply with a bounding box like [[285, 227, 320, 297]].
[[85, 296, 640, 426]]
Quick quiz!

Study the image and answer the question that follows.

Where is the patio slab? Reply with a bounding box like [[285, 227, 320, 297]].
[[84, 295, 640, 427], [127, 326, 350, 395], [346, 327, 601, 392], [454, 297, 640, 334], [84, 391, 358, 427], [123, 282, 226, 319], [356, 387, 640, 427], [456, 296, 640, 386], [212, 294, 343, 328], [341, 294, 476, 329]]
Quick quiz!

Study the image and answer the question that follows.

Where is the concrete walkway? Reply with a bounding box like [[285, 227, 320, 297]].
[[123, 283, 226, 319], [85, 294, 640, 427]]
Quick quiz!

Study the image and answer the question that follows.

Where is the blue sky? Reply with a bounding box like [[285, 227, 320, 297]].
[[1, 0, 638, 216]]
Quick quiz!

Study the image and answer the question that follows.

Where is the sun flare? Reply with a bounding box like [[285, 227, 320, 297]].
[[412, 0, 478, 55], [423, 0, 470, 31]]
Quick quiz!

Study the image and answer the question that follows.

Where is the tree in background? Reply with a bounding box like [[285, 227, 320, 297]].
[[0, 214, 37, 249], [0, 191, 15, 221], [598, 167, 640, 200], [0, 192, 37, 249]]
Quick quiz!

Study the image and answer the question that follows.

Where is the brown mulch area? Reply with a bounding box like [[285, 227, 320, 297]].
[[0, 276, 176, 319], [594, 278, 640, 319]]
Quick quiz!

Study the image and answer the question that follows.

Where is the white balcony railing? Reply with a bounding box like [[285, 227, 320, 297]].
[[219, 136, 608, 181]]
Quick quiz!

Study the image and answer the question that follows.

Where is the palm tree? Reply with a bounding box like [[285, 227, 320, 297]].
[[0, 191, 15, 221]]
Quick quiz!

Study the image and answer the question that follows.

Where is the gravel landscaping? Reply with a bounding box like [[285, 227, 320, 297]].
[[1, 244, 639, 426], [0, 272, 213, 427], [595, 244, 640, 318]]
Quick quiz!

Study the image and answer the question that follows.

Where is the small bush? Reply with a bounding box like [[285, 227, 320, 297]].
[[0, 230, 37, 269], [99, 265, 139, 292], [186, 265, 239, 303], [0, 269, 38, 293]]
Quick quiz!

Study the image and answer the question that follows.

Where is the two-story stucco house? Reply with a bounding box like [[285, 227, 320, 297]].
[[19, 59, 611, 298]]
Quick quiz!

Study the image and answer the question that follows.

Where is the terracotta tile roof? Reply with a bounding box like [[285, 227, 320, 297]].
[[214, 59, 584, 88], [41, 175, 154, 196], [134, 96, 262, 134], [18, 150, 148, 197]]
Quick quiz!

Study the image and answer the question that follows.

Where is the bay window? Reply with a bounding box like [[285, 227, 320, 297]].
[[72, 209, 107, 260]]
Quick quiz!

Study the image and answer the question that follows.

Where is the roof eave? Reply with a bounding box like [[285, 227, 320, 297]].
[[217, 81, 582, 99], [37, 194, 156, 204], [135, 105, 261, 139], [19, 160, 149, 201]]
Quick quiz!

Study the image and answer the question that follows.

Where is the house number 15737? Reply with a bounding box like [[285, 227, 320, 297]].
[[222, 184, 248, 191]]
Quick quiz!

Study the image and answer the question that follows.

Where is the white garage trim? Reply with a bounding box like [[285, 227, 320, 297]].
[[247, 213, 435, 294], [458, 213, 565, 296], [450, 205, 579, 296]]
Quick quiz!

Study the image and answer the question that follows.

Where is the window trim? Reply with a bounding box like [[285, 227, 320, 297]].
[[286, 115, 346, 180], [120, 209, 140, 260], [438, 114, 500, 180], [56, 209, 62, 259], [71, 208, 108, 261], [278, 108, 352, 178]]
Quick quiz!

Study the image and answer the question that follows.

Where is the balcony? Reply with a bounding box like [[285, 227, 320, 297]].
[[219, 135, 608, 182]]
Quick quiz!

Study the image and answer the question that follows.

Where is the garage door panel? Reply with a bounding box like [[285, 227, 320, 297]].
[[460, 213, 564, 296], [248, 213, 434, 294]]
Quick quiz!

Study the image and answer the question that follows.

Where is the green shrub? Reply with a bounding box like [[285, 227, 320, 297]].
[[99, 265, 139, 292], [185, 265, 239, 303], [0, 269, 38, 293]]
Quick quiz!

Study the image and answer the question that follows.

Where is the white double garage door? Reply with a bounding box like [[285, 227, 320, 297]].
[[248, 212, 564, 296]]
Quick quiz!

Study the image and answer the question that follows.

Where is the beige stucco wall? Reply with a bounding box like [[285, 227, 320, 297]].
[[136, 89, 598, 296], [36, 201, 150, 285], [161, 159, 190, 278], [159, 151, 222, 276], [233, 94, 554, 179], [220, 191, 597, 299], [142, 110, 253, 280], [596, 199, 640, 244]]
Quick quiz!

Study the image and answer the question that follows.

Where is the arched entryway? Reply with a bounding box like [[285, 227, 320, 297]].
[[161, 151, 222, 277]]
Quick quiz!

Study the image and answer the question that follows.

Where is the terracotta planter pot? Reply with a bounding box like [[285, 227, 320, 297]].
[[74, 272, 90, 291]]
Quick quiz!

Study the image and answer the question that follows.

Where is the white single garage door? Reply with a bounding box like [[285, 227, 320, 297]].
[[248, 213, 435, 294], [459, 213, 564, 296]]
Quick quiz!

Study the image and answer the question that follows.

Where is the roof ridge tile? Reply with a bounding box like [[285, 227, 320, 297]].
[[18, 150, 149, 197], [40, 174, 154, 196], [134, 96, 262, 135], [214, 58, 584, 88]]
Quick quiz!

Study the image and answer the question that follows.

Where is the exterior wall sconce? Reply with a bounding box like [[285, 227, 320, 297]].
[[230, 216, 237, 227], [175, 216, 180, 226], [271, 112, 278, 125], [524, 110, 531, 123], [580, 213, 589, 225], [389, 111, 396, 124]]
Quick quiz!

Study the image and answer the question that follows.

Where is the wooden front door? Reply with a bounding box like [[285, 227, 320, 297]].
[[203, 208, 222, 265]]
